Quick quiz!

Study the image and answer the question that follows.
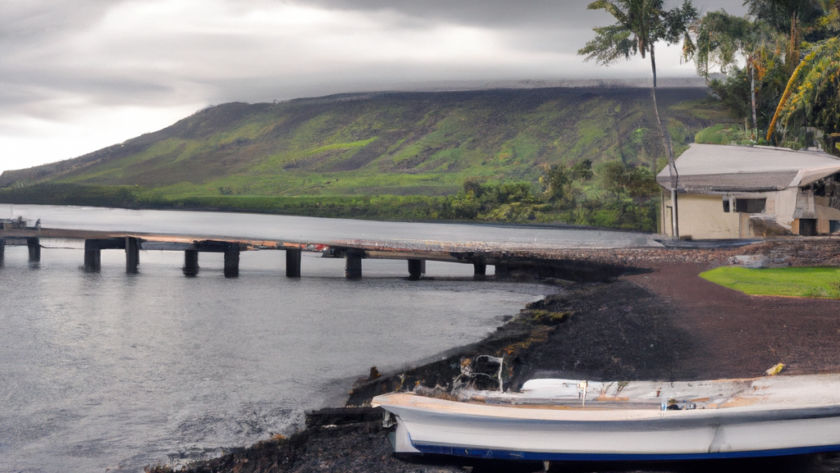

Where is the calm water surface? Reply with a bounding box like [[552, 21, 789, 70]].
[[0, 237, 551, 472], [0, 203, 656, 249]]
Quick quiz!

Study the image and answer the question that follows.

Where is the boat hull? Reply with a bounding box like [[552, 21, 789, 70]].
[[413, 443, 840, 461], [376, 394, 840, 461]]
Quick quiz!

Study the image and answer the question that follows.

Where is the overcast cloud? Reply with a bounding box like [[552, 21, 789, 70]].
[[0, 0, 746, 173]]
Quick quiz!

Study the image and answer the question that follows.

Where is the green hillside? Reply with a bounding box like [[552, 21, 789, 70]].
[[0, 87, 733, 229]]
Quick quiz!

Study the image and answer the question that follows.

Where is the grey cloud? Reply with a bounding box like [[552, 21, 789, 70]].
[[298, 0, 748, 59], [1, 0, 748, 52], [0, 0, 748, 111], [305, 0, 747, 27], [0, 1, 114, 45], [306, 0, 603, 27]]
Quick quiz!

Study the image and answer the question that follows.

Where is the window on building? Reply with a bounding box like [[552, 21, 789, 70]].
[[735, 198, 766, 213], [722, 198, 730, 213]]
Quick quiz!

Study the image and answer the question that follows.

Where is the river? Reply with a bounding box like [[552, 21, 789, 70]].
[[0, 205, 574, 472]]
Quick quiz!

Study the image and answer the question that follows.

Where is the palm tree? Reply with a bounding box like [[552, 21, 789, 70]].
[[744, 0, 824, 73], [692, 10, 775, 136], [767, 37, 840, 145], [578, 0, 697, 238], [758, 0, 839, 143]]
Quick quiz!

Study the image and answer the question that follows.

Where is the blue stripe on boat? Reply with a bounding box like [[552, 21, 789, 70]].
[[414, 444, 840, 461]]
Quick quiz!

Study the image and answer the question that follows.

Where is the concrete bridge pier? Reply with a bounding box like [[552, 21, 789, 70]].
[[183, 249, 199, 277], [83, 238, 125, 272], [84, 240, 101, 272], [27, 237, 41, 263], [473, 261, 487, 278], [286, 248, 301, 278], [125, 237, 140, 274], [345, 252, 363, 280], [494, 263, 510, 279], [0, 239, 5, 265], [408, 259, 425, 280], [224, 244, 240, 278]]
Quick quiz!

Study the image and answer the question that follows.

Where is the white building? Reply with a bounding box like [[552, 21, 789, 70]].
[[657, 144, 840, 239]]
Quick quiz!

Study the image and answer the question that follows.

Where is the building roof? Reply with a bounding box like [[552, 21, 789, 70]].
[[656, 144, 840, 193]]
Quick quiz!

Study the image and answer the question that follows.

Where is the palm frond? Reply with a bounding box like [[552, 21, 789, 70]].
[[578, 25, 637, 65]]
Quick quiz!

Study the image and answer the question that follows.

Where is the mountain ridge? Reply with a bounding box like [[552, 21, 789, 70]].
[[0, 87, 728, 193]]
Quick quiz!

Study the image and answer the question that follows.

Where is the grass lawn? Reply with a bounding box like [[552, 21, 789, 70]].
[[699, 266, 840, 299]]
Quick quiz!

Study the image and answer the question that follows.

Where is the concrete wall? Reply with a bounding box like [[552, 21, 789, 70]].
[[662, 192, 742, 239], [816, 204, 840, 234], [774, 188, 799, 228], [790, 191, 840, 235], [659, 185, 840, 238]]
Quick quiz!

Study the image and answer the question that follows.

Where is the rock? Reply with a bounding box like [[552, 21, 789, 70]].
[[732, 255, 769, 269]]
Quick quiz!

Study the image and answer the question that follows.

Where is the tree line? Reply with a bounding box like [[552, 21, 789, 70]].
[[694, 0, 839, 150], [581, 0, 839, 152]]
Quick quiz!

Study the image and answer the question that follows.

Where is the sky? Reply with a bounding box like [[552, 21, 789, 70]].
[[0, 0, 747, 174]]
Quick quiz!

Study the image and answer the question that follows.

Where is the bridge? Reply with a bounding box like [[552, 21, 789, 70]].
[[0, 219, 656, 281]]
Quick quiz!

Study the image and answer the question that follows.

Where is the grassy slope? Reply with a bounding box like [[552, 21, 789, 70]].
[[700, 267, 840, 299], [0, 87, 732, 218]]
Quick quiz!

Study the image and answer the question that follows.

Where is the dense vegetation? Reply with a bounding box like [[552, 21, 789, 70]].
[[0, 88, 731, 231], [695, 0, 840, 150]]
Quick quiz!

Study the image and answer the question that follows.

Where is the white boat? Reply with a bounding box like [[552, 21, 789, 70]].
[[372, 374, 840, 461]]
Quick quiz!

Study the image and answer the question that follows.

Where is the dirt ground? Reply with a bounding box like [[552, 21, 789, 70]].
[[629, 262, 840, 378], [512, 262, 840, 384]]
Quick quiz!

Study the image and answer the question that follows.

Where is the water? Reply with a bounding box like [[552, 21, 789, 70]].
[[0, 239, 551, 472], [0, 204, 656, 250]]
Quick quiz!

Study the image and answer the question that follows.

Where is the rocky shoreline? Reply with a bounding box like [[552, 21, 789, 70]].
[[148, 238, 840, 473]]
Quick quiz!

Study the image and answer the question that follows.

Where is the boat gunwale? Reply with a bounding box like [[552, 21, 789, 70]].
[[374, 393, 840, 425]]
